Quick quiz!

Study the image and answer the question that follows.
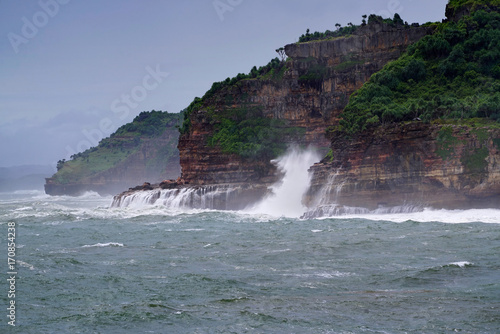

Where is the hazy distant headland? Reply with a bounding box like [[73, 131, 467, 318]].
[[0, 165, 55, 192]]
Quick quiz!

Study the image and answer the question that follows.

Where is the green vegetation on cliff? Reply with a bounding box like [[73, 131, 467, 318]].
[[180, 58, 286, 136], [53, 111, 181, 184], [448, 0, 500, 9], [178, 57, 293, 161], [206, 105, 305, 160], [336, 4, 500, 135]]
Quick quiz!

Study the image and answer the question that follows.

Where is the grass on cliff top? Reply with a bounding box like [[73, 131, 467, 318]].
[[334, 8, 500, 136], [53, 110, 180, 184]]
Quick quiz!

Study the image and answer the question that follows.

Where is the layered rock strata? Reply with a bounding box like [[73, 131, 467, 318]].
[[177, 22, 431, 186], [304, 122, 500, 216], [116, 22, 432, 208]]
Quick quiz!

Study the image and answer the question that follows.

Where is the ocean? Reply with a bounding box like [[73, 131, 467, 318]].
[[0, 189, 499, 333]]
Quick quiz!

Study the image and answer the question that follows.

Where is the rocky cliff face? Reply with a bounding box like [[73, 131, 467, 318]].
[[116, 6, 500, 214], [304, 122, 500, 217], [178, 22, 432, 189], [45, 128, 180, 196]]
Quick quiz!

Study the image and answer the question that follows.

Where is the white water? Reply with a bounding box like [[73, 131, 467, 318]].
[[112, 186, 237, 210], [248, 147, 321, 218], [336, 207, 500, 224], [1, 188, 499, 224]]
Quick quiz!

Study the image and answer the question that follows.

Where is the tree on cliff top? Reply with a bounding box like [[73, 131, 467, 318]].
[[298, 13, 408, 44]]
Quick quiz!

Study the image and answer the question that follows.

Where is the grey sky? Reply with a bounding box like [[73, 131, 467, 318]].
[[0, 0, 448, 168]]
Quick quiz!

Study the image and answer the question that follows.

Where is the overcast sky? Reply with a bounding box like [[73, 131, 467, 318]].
[[0, 0, 448, 168]]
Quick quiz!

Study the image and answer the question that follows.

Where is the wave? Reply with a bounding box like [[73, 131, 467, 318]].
[[446, 261, 473, 268], [416, 261, 474, 276], [81, 242, 124, 248], [312, 207, 500, 224], [16, 260, 36, 271], [248, 147, 321, 218], [39, 191, 112, 201]]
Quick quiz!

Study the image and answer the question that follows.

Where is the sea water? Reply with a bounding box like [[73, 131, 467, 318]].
[[1, 147, 500, 333], [1, 190, 499, 333]]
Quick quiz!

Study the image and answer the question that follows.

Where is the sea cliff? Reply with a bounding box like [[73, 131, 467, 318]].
[[114, 1, 500, 214], [114, 20, 432, 208], [177, 21, 431, 186]]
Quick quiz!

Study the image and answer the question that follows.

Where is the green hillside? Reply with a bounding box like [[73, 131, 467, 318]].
[[335, 1, 500, 135]]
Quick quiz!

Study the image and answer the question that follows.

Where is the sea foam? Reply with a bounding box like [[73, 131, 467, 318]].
[[81, 242, 124, 248]]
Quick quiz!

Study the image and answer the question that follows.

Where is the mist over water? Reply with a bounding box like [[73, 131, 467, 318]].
[[248, 147, 321, 218]]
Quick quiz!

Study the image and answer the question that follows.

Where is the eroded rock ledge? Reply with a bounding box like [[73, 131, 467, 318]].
[[304, 122, 500, 214]]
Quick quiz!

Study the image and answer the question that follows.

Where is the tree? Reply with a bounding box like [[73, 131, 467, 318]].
[[362, 15, 367, 26], [57, 159, 66, 171], [335, 23, 341, 30], [368, 14, 383, 24], [393, 13, 404, 26]]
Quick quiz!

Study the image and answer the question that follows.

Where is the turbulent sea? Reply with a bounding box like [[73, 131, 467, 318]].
[[1, 190, 499, 333]]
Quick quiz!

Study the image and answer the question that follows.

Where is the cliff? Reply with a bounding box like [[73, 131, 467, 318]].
[[300, 0, 500, 216], [178, 21, 432, 188], [304, 121, 500, 217], [115, 1, 500, 214], [45, 111, 181, 196]]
